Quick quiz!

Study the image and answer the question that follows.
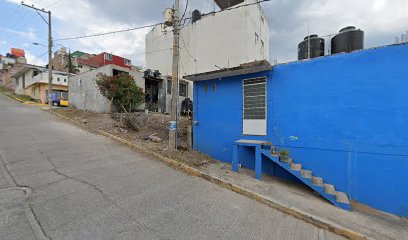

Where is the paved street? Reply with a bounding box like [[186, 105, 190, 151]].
[[0, 94, 345, 240]]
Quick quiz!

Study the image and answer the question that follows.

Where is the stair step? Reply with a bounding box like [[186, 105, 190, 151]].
[[279, 157, 292, 164], [300, 170, 312, 179], [312, 176, 323, 186], [323, 184, 336, 195], [290, 163, 302, 171], [261, 151, 351, 210], [336, 192, 350, 204]]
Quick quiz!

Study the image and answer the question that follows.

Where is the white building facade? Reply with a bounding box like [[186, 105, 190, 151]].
[[12, 64, 72, 102], [145, 0, 269, 113]]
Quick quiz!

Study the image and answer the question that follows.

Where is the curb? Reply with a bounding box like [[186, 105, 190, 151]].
[[1, 92, 24, 103], [46, 109, 368, 240], [1, 91, 39, 105]]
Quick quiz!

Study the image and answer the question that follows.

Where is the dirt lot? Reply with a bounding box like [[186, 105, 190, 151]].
[[51, 108, 213, 166]]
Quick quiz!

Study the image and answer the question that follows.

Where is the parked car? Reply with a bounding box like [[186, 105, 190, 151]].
[[47, 94, 68, 107], [59, 99, 69, 107]]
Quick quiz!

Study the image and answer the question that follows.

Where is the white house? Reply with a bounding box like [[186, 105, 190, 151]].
[[11, 64, 72, 103], [145, 0, 269, 113]]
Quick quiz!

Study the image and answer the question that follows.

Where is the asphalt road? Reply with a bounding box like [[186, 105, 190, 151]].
[[0, 94, 346, 240]]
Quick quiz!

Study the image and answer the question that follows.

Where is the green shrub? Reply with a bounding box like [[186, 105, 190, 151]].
[[96, 73, 144, 112]]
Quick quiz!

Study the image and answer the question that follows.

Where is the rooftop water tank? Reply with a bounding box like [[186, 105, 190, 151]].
[[298, 35, 325, 60], [192, 10, 201, 23], [331, 26, 364, 54], [144, 69, 153, 78], [153, 70, 161, 78]]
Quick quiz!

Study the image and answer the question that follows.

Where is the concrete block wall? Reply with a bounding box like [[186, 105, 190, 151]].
[[68, 64, 144, 113], [193, 43, 408, 217]]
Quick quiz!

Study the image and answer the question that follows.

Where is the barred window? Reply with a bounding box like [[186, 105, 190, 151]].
[[243, 77, 267, 136], [243, 78, 266, 120]]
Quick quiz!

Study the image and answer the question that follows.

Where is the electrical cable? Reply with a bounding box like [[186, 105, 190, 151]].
[[180, 32, 196, 62], [34, 50, 49, 58], [54, 22, 163, 41], [218, 0, 272, 12], [44, 0, 65, 9], [55, 0, 274, 42], [180, 0, 189, 21], [125, 48, 173, 57]]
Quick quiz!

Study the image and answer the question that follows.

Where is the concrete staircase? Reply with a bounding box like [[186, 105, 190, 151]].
[[261, 148, 351, 210]]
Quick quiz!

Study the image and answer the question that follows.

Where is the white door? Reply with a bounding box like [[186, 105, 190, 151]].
[[243, 77, 267, 136]]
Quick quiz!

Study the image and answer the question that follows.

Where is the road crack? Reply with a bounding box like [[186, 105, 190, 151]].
[[0, 149, 51, 240]]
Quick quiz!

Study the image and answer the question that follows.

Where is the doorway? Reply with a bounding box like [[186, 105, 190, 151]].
[[145, 79, 159, 111]]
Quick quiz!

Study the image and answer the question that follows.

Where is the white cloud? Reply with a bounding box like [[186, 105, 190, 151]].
[[5, 0, 408, 64], [25, 50, 47, 66], [373, 0, 387, 11], [4, 28, 37, 41], [265, 0, 408, 62]]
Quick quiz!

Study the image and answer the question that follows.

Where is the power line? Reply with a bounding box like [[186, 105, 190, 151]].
[[180, 32, 196, 62], [54, 23, 163, 41], [125, 48, 173, 57], [1, 4, 21, 32], [222, 0, 272, 11], [180, 0, 189, 21], [202, 0, 272, 15], [55, 0, 273, 42], [44, 0, 65, 8], [35, 50, 49, 58]]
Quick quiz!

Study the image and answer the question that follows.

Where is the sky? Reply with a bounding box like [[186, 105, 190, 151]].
[[0, 0, 407, 67]]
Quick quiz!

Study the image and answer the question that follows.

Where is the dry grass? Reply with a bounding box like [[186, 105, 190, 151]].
[[52, 108, 212, 166]]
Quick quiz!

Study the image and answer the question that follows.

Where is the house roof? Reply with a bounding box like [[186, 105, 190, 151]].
[[214, 0, 245, 10], [183, 60, 272, 81], [11, 64, 72, 78], [77, 58, 102, 68], [71, 51, 86, 58]]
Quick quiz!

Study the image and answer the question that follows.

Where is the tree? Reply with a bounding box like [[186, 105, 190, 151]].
[[65, 51, 79, 74], [96, 73, 144, 112]]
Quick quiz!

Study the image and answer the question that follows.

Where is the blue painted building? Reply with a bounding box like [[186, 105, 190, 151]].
[[188, 43, 408, 217]]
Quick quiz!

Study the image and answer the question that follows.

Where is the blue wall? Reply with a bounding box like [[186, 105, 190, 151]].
[[193, 43, 408, 217]]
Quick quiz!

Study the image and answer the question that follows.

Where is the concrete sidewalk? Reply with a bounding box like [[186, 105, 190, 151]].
[[198, 163, 408, 240]]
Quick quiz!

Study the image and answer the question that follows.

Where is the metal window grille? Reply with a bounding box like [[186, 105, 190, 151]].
[[167, 79, 172, 94], [179, 82, 188, 97], [243, 77, 266, 120]]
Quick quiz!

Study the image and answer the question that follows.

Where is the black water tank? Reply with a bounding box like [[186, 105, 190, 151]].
[[298, 35, 325, 60], [153, 70, 161, 78], [331, 26, 364, 54], [192, 10, 201, 23], [144, 69, 153, 78]]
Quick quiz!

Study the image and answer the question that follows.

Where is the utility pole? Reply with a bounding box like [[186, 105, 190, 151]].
[[169, 0, 180, 150], [22, 2, 53, 108]]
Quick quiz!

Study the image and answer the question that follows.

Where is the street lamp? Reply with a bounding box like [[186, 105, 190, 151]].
[[33, 42, 47, 48]]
